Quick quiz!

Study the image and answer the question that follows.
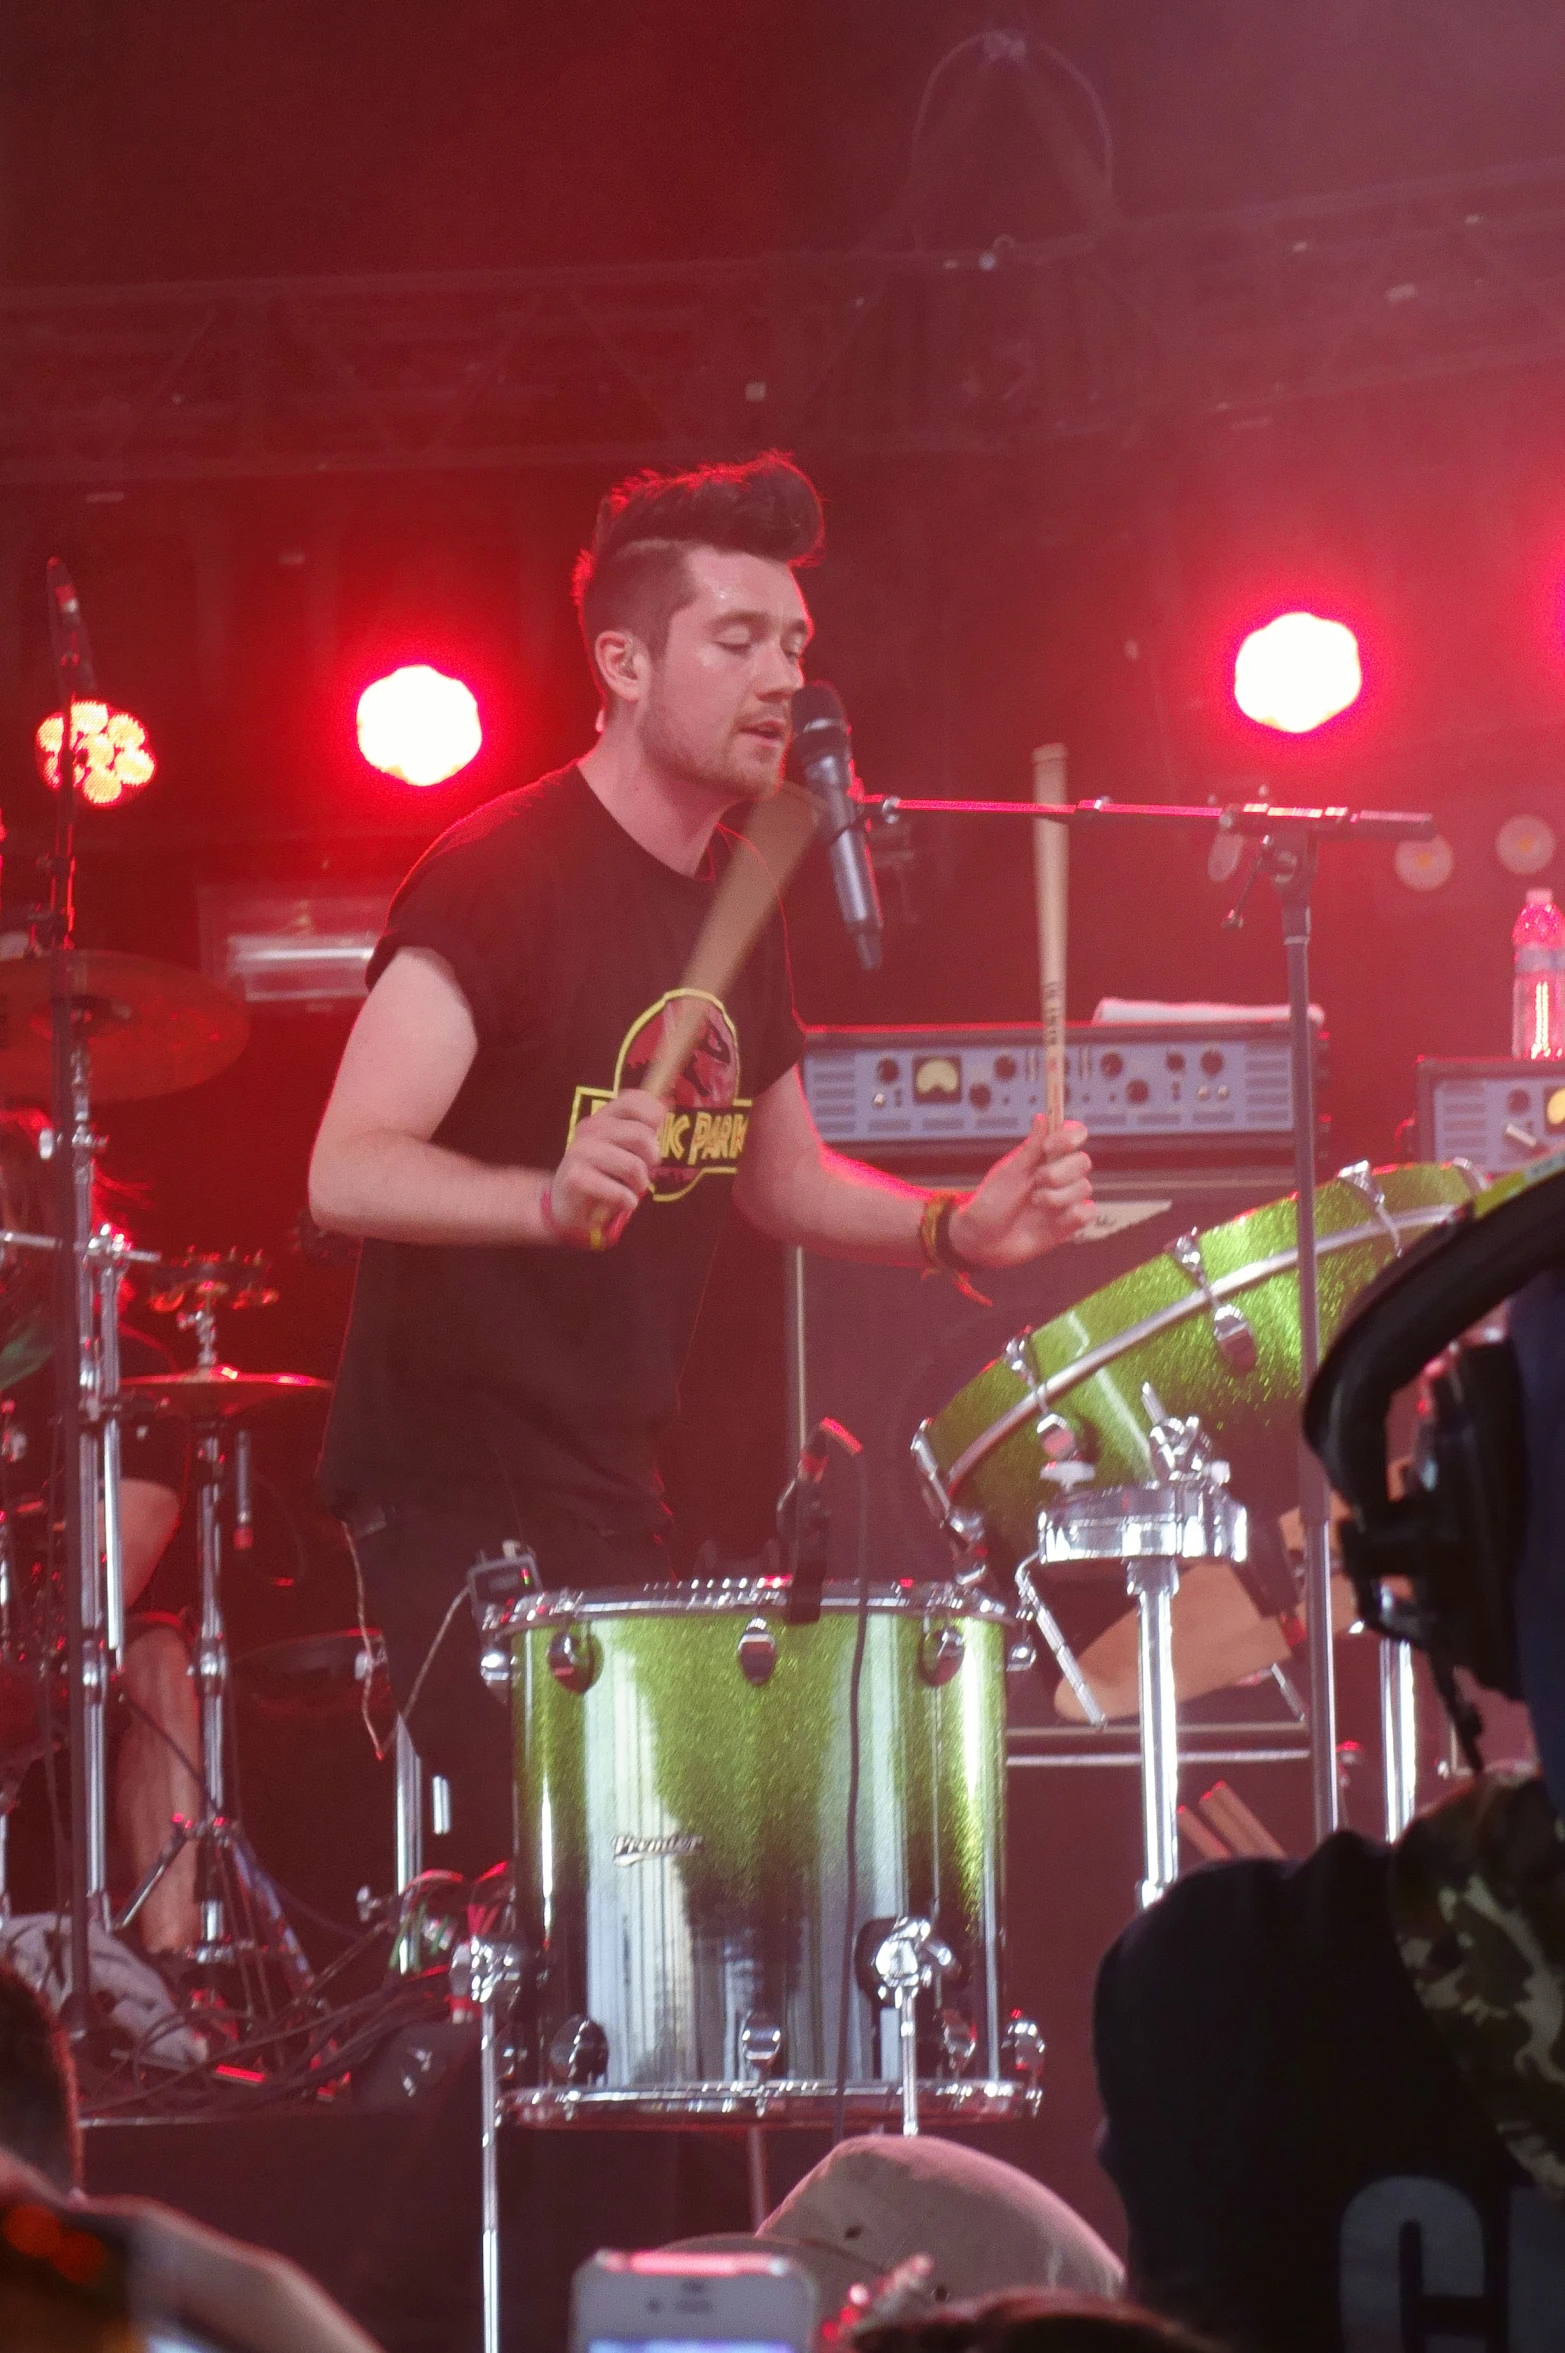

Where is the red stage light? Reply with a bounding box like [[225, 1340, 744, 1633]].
[[33, 702, 156, 807], [356, 665, 482, 786], [1232, 611, 1363, 735]]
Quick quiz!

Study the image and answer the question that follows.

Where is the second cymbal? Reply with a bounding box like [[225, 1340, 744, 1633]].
[[119, 1366, 331, 1420], [0, 952, 249, 1103]]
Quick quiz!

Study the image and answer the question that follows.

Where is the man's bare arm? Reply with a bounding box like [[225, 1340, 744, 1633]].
[[733, 1067, 1093, 1267], [308, 947, 663, 1246]]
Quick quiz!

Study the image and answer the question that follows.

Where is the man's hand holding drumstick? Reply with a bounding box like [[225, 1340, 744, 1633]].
[[543, 1089, 667, 1247], [552, 758, 1093, 1265], [549, 785, 821, 1251]]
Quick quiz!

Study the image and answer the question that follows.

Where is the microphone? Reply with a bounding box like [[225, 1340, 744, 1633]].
[[776, 1415, 863, 1523], [45, 559, 97, 695], [233, 1427, 254, 1553], [788, 683, 883, 972]]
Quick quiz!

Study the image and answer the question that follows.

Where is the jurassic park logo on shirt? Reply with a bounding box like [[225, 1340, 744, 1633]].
[[567, 989, 751, 1202]]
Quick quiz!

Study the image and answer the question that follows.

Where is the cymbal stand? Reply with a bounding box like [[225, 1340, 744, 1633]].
[[115, 1316, 314, 2018], [42, 561, 109, 2037]]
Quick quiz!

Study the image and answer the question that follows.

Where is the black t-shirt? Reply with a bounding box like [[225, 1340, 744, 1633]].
[[319, 764, 805, 1530], [1094, 1834, 1565, 2352]]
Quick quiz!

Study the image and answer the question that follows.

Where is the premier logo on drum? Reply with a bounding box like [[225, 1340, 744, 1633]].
[[612, 1832, 706, 1866]]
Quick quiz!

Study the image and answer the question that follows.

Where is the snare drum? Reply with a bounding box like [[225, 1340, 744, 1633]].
[[487, 1577, 1037, 2124], [914, 1161, 1479, 1567]]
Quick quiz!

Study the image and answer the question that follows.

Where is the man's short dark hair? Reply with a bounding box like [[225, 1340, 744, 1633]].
[[0, 1962, 79, 2193], [858, 2293, 1217, 2353], [572, 452, 824, 695]]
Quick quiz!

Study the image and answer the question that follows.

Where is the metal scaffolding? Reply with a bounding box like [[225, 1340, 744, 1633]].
[[4, 156, 1565, 486]]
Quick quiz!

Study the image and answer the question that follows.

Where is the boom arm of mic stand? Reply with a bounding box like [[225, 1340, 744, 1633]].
[[863, 793, 1437, 843]]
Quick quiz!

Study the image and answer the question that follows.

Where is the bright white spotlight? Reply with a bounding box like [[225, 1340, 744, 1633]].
[[356, 665, 482, 787], [1233, 612, 1362, 736]]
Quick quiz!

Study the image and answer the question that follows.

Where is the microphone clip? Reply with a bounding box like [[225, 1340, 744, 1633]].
[[777, 1416, 863, 1626]]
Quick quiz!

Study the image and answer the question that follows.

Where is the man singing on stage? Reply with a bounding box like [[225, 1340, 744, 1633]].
[[309, 452, 1093, 1870]]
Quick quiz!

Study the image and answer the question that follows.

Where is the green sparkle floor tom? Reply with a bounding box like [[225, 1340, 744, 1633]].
[[491, 1576, 1036, 2125], [913, 1161, 1481, 1566]]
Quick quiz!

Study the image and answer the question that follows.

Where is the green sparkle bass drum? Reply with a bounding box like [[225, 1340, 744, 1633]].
[[912, 1161, 1482, 1568], [485, 1577, 1041, 2124]]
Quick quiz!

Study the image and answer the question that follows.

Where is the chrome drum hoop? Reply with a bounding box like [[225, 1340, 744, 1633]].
[[501, 2077, 1037, 2128]]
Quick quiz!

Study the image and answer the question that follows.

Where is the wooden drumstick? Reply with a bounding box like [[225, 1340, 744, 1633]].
[[1030, 743, 1069, 1131], [587, 784, 819, 1244], [642, 783, 819, 1098]]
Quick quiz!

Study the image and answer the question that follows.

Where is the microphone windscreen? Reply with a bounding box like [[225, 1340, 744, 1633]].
[[789, 680, 849, 745]]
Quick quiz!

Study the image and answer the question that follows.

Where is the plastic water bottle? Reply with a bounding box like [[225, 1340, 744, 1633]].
[[1512, 887, 1565, 1059]]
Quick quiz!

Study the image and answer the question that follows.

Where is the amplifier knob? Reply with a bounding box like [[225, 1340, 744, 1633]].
[[877, 1057, 901, 1083], [1100, 1051, 1124, 1078], [969, 1083, 992, 1109], [1165, 1050, 1186, 1072], [1201, 1049, 1225, 1076], [1126, 1079, 1149, 1105], [1510, 1088, 1532, 1114], [994, 1054, 1017, 1081]]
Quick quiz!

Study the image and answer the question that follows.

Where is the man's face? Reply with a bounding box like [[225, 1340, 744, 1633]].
[[630, 546, 813, 803]]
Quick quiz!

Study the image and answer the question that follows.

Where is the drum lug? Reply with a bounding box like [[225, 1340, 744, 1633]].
[[547, 2013, 609, 2087], [938, 2006, 978, 2076], [738, 2010, 784, 2080], [1168, 1229, 1258, 1373], [918, 1621, 965, 1687], [1005, 1631, 1038, 1674], [546, 1628, 602, 1695], [911, 1422, 989, 1572], [1337, 1158, 1404, 1254], [737, 1617, 778, 1686], [1003, 2010, 1046, 2093], [910, 1422, 953, 1526]]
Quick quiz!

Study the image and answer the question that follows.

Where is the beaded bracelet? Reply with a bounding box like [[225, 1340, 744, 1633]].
[[917, 1190, 989, 1303]]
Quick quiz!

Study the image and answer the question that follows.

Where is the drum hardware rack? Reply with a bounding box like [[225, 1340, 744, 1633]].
[[858, 785, 1441, 1851], [1011, 1398, 1251, 1907]]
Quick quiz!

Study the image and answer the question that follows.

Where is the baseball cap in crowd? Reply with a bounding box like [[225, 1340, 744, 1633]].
[[669, 2136, 1123, 2324]]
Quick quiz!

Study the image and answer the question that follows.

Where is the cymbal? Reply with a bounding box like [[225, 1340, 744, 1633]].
[[0, 952, 249, 1103], [118, 1366, 331, 1420]]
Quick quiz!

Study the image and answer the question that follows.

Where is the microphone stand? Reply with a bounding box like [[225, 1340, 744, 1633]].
[[863, 788, 1436, 1843]]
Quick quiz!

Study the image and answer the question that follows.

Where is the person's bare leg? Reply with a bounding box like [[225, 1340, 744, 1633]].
[[117, 1625, 201, 1953]]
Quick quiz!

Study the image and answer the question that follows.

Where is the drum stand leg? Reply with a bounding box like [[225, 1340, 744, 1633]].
[[464, 1934, 522, 2353], [1014, 1561, 1106, 1728], [746, 2130, 770, 2231], [1126, 1556, 1181, 1908], [1380, 1639, 1418, 1840]]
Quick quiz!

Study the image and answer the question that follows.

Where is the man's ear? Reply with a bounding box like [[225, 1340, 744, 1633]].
[[594, 627, 649, 710]]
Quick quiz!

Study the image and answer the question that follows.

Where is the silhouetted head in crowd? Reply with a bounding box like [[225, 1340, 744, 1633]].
[[0, 1960, 79, 2195], [856, 2290, 1216, 2353]]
